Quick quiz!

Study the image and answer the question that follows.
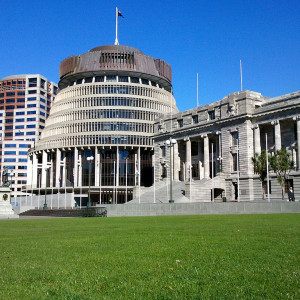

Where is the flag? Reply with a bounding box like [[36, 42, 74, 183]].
[[117, 9, 124, 18]]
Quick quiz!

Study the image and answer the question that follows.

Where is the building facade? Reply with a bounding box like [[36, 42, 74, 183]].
[[27, 45, 178, 205], [154, 90, 300, 202], [0, 75, 57, 198]]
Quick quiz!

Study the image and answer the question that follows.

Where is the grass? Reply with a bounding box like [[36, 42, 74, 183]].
[[0, 214, 299, 299]]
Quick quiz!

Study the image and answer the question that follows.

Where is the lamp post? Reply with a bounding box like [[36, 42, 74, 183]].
[[9, 171, 14, 205], [87, 156, 94, 208], [166, 138, 176, 203], [43, 166, 50, 210]]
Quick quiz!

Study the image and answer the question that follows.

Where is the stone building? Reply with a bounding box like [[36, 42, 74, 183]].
[[27, 45, 178, 205], [154, 90, 300, 202]]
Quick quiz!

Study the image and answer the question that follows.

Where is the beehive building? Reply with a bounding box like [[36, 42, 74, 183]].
[[27, 45, 178, 205]]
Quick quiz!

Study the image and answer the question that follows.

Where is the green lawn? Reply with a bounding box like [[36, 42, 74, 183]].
[[0, 214, 299, 299]]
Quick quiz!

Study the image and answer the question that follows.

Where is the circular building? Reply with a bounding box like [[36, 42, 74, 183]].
[[27, 44, 178, 205]]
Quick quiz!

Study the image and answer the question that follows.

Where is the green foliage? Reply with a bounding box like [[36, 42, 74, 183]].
[[0, 215, 299, 299], [252, 150, 268, 199], [269, 149, 295, 199]]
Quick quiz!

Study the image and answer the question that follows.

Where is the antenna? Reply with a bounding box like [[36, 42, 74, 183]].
[[240, 59, 243, 91], [197, 72, 199, 107]]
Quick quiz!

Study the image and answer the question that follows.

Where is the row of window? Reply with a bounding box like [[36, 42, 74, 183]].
[[4, 151, 28, 155], [4, 144, 30, 148], [4, 158, 27, 162], [49, 121, 154, 136], [71, 76, 161, 88], [5, 132, 36, 137]]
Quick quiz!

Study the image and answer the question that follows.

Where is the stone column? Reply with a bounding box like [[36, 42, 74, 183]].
[[253, 125, 261, 154], [41, 151, 47, 188], [185, 138, 191, 180], [95, 147, 99, 186], [78, 151, 82, 186], [32, 153, 38, 188], [55, 149, 61, 188], [203, 134, 210, 178], [198, 138, 203, 179], [272, 120, 281, 151], [173, 142, 179, 181], [62, 152, 66, 187], [74, 147, 78, 187], [116, 146, 119, 186]]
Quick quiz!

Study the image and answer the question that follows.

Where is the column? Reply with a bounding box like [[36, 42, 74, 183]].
[[203, 134, 210, 178], [198, 138, 203, 179], [254, 125, 261, 154], [138, 147, 141, 187], [32, 153, 38, 188], [55, 148, 61, 188], [78, 151, 82, 186], [41, 150, 47, 188], [296, 118, 300, 170], [62, 152, 66, 187], [116, 146, 119, 186], [185, 138, 191, 180], [173, 142, 179, 181], [272, 120, 281, 151], [94, 147, 99, 186], [74, 147, 78, 187]]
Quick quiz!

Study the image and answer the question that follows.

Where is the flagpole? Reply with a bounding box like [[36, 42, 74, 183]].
[[266, 133, 270, 202], [115, 7, 119, 45], [197, 72, 199, 107], [240, 59, 243, 91]]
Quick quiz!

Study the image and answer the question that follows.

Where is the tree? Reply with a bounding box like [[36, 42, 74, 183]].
[[269, 149, 295, 200], [252, 150, 268, 200]]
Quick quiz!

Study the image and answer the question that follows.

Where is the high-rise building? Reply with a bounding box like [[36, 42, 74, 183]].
[[27, 45, 178, 205], [0, 75, 57, 198]]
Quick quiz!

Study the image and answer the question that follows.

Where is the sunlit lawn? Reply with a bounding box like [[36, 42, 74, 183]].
[[0, 214, 299, 299]]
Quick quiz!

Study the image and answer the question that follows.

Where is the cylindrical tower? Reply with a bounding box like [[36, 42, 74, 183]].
[[28, 45, 178, 206]]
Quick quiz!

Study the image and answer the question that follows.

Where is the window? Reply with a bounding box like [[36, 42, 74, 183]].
[[85, 77, 93, 83], [106, 75, 117, 82], [28, 78, 37, 87], [40, 111, 45, 116], [4, 151, 16, 155], [151, 81, 157, 87], [178, 119, 183, 128], [6, 99, 15, 103], [76, 79, 83, 85], [95, 76, 104, 82], [161, 146, 166, 157], [130, 77, 139, 83], [231, 131, 239, 146], [27, 111, 36, 115], [28, 90, 36, 94], [19, 158, 27, 162], [141, 79, 149, 85], [16, 118, 25, 122], [18, 166, 27, 169], [5, 126, 13, 130], [17, 98, 25, 103], [27, 97, 36, 101], [27, 132, 35, 135], [53, 86, 57, 95], [27, 118, 36, 121], [6, 106, 15, 110], [16, 111, 25, 115], [6, 92, 15, 96], [208, 110, 215, 120], [4, 144, 16, 148], [27, 104, 36, 108], [40, 79, 45, 89], [118, 76, 128, 82], [193, 115, 198, 124], [15, 125, 24, 129], [40, 105, 45, 109], [4, 158, 16, 162], [19, 144, 29, 148], [16, 132, 24, 136], [27, 124, 35, 128], [6, 119, 13, 123], [232, 153, 238, 171], [19, 151, 28, 155], [17, 92, 25, 96]]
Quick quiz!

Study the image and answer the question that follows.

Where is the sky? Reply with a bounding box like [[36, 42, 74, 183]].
[[0, 0, 299, 111]]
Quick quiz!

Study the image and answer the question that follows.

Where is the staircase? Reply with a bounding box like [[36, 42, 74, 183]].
[[129, 180, 190, 203]]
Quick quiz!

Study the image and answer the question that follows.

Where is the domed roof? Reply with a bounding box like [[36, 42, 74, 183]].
[[89, 45, 143, 54]]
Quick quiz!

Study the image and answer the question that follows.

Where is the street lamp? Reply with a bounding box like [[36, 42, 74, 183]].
[[9, 171, 14, 204], [166, 138, 176, 203], [43, 166, 51, 210], [87, 156, 94, 208]]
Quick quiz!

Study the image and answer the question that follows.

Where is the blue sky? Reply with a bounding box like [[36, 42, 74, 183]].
[[0, 0, 299, 111]]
